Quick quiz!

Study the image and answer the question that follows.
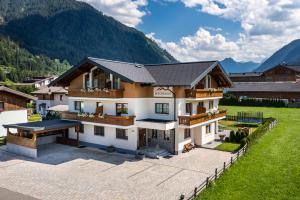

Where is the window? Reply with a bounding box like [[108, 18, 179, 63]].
[[60, 95, 63, 101], [155, 103, 169, 114], [206, 125, 211, 134], [84, 73, 90, 89], [152, 129, 158, 139], [96, 102, 103, 108], [184, 129, 191, 139], [164, 131, 170, 141], [116, 103, 128, 116], [0, 101, 4, 110], [79, 124, 84, 133], [74, 101, 83, 112], [186, 103, 192, 115], [209, 101, 214, 109], [116, 129, 128, 140], [94, 126, 104, 136]]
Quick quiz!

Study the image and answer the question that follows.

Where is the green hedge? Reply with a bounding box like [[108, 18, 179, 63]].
[[220, 97, 287, 107], [246, 118, 277, 147]]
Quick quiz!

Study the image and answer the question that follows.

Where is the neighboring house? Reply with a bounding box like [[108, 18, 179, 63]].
[[0, 85, 37, 136], [228, 64, 300, 104], [44, 57, 232, 155], [31, 86, 68, 115], [16, 76, 58, 89]]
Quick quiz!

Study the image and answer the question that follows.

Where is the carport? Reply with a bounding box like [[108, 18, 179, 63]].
[[4, 120, 81, 158]]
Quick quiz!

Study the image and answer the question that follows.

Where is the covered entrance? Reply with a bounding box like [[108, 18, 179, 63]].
[[4, 120, 81, 158]]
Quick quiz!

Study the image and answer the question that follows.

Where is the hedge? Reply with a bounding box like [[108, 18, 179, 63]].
[[246, 117, 277, 147], [220, 97, 287, 107]]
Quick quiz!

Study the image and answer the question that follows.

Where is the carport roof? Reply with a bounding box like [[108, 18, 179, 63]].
[[4, 120, 81, 132]]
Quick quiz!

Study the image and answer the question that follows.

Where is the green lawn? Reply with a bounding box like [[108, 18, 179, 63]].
[[196, 106, 300, 200], [215, 142, 240, 152]]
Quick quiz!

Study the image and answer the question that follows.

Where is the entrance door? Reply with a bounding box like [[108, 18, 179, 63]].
[[138, 129, 146, 149]]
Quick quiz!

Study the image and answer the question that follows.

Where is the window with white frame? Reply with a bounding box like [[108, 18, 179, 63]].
[[209, 101, 214, 110], [94, 126, 104, 136], [206, 124, 211, 134], [0, 101, 4, 110], [184, 129, 191, 139], [116, 129, 128, 140], [155, 103, 169, 114], [74, 101, 83, 112]]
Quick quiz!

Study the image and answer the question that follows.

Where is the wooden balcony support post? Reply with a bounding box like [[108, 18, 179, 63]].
[[75, 125, 80, 147]]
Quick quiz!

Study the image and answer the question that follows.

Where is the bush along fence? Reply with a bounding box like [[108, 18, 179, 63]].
[[179, 118, 278, 200]]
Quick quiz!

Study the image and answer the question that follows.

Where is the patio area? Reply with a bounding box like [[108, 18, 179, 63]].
[[0, 143, 233, 200]]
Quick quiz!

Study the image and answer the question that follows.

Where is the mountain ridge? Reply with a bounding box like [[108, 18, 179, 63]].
[[0, 0, 176, 65], [220, 58, 259, 73]]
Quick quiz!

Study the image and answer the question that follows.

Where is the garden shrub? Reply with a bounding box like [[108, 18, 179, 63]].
[[229, 131, 236, 142], [225, 137, 230, 142], [235, 131, 241, 143], [240, 138, 247, 148]]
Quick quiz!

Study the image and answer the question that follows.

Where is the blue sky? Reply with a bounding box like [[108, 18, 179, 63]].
[[138, 1, 242, 42], [80, 0, 300, 63]]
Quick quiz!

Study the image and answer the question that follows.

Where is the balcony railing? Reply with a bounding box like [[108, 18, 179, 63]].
[[61, 112, 135, 126], [185, 89, 223, 98], [178, 109, 226, 126], [68, 89, 124, 98]]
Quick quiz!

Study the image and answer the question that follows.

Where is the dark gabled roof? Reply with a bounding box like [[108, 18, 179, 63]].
[[51, 57, 232, 87], [88, 57, 156, 83], [228, 82, 300, 92], [144, 61, 219, 86], [285, 65, 300, 73], [0, 85, 37, 100], [31, 86, 68, 95], [3, 120, 81, 132]]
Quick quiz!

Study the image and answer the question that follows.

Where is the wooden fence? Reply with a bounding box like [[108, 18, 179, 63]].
[[179, 119, 278, 200]]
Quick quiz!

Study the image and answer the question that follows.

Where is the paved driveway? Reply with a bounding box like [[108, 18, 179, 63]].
[[0, 144, 232, 200]]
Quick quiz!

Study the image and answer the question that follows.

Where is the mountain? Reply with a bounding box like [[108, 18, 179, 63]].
[[220, 58, 259, 73], [0, 36, 70, 82], [0, 0, 176, 65], [256, 39, 300, 72]]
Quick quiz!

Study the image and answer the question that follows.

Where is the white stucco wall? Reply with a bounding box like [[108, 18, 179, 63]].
[[53, 94, 68, 105], [0, 110, 28, 137], [69, 124, 138, 151], [200, 122, 216, 145], [176, 128, 195, 153]]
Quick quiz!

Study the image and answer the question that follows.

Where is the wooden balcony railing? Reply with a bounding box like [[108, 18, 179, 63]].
[[178, 109, 226, 126], [185, 89, 223, 98], [61, 112, 135, 126], [68, 89, 124, 98]]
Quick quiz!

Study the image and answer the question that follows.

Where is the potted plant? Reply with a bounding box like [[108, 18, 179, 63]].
[[106, 145, 116, 153]]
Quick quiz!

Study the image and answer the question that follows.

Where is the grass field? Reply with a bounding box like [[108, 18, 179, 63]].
[[196, 106, 300, 200], [215, 142, 240, 152], [0, 137, 6, 145]]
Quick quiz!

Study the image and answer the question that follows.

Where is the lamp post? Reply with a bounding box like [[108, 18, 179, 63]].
[[157, 87, 176, 121]]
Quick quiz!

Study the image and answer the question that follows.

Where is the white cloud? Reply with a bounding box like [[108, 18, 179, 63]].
[[78, 0, 147, 27], [150, 0, 300, 62]]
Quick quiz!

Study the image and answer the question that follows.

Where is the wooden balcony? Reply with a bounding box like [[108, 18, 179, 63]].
[[185, 89, 223, 98], [61, 112, 135, 126], [178, 109, 226, 126], [68, 89, 124, 98]]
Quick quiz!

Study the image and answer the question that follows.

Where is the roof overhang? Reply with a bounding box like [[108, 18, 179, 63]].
[[190, 61, 233, 88]]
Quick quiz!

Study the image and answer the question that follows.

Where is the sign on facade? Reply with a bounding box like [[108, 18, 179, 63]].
[[153, 87, 173, 97]]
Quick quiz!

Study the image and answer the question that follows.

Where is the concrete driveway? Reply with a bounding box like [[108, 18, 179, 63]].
[[0, 144, 232, 200]]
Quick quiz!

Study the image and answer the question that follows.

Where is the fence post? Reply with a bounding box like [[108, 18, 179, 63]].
[[215, 168, 218, 181], [231, 157, 233, 164], [180, 194, 185, 200], [223, 162, 226, 171], [237, 151, 240, 159], [206, 177, 209, 188], [194, 187, 197, 197]]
